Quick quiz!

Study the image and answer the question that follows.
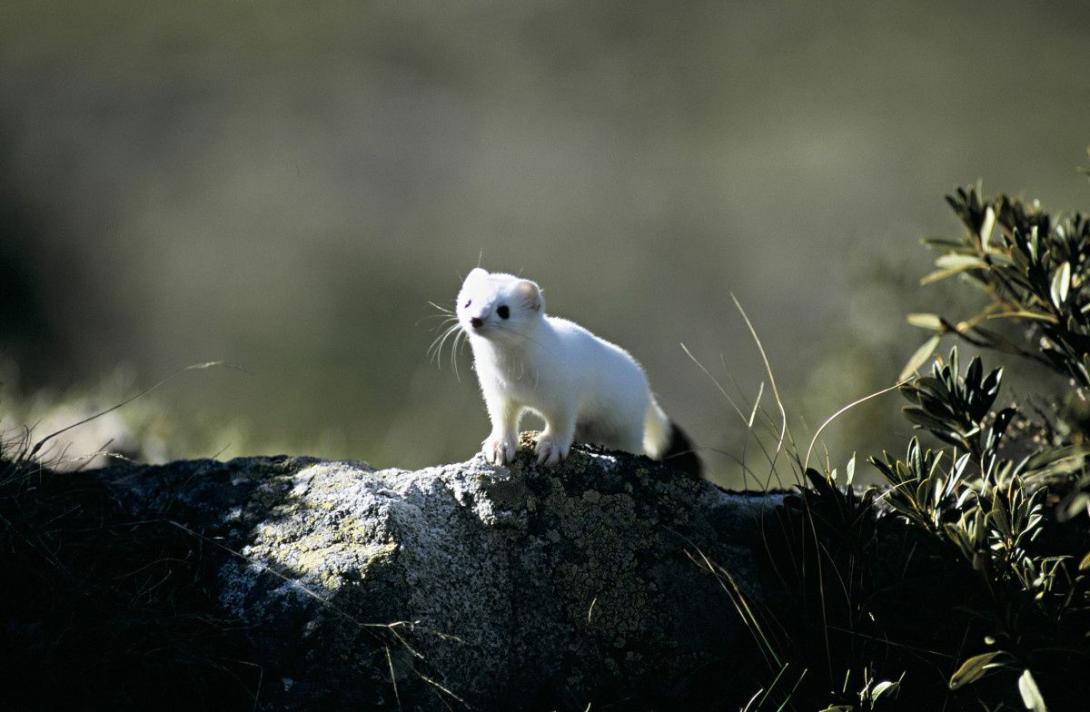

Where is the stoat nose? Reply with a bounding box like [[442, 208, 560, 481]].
[[470, 317, 483, 329]]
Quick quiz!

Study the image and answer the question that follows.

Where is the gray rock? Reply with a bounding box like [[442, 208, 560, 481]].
[[89, 435, 783, 710]]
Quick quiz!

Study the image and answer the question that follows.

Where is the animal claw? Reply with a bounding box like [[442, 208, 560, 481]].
[[534, 435, 569, 466], [482, 434, 516, 465]]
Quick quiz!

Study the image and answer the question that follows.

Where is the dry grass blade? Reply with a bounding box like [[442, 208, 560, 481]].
[[385, 644, 403, 711], [683, 542, 782, 672], [680, 342, 749, 426], [415, 672, 468, 708], [803, 378, 910, 472], [731, 293, 788, 476], [27, 361, 248, 462], [748, 381, 765, 429]]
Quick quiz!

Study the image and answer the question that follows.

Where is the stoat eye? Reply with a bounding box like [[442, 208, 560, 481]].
[[497, 305, 510, 319], [464, 299, 472, 308]]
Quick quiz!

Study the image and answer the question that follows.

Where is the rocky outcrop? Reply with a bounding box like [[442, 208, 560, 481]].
[[3, 435, 784, 711]]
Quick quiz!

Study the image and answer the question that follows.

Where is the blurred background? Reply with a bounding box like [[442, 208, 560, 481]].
[[1, 0, 1088, 486]]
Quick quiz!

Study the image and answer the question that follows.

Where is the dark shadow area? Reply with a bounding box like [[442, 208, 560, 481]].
[[0, 455, 263, 710], [752, 471, 1090, 710], [0, 133, 74, 389]]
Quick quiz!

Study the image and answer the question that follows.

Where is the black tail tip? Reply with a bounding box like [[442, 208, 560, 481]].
[[663, 422, 703, 479]]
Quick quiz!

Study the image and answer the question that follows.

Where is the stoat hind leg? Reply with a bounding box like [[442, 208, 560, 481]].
[[576, 413, 643, 454], [535, 408, 576, 466]]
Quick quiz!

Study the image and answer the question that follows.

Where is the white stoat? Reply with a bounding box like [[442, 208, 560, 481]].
[[454, 267, 701, 477]]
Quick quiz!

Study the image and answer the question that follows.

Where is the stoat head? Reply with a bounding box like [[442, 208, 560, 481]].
[[456, 268, 545, 344]]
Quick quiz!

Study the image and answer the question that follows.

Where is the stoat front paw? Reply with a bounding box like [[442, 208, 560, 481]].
[[534, 434, 571, 466], [482, 434, 517, 465]]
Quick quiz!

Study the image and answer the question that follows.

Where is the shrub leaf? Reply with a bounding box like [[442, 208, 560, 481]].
[[1018, 669, 1048, 712], [936, 254, 988, 271], [948, 651, 1007, 690], [1050, 261, 1071, 308], [899, 335, 941, 381], [907, 313, 944, 331]]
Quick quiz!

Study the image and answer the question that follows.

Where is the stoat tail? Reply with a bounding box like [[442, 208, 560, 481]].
[[644, 401, 703, 479]]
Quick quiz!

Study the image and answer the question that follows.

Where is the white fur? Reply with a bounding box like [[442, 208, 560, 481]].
[[456, 267, 673, 466]]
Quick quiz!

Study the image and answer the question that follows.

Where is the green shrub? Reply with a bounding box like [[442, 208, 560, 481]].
[[740, 169, 1090, 711]]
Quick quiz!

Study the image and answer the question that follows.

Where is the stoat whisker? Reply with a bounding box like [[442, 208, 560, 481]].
[[428, 321, 461, 366], [451, 328, 467, 382], [427, 316, 459, 340], [418, 312, 456, 325], [426, 323, 450, 362], [441, 323, 463, 367]]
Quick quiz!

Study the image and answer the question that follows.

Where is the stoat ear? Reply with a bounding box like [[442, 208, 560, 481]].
[[516, 280, 544, 313]]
